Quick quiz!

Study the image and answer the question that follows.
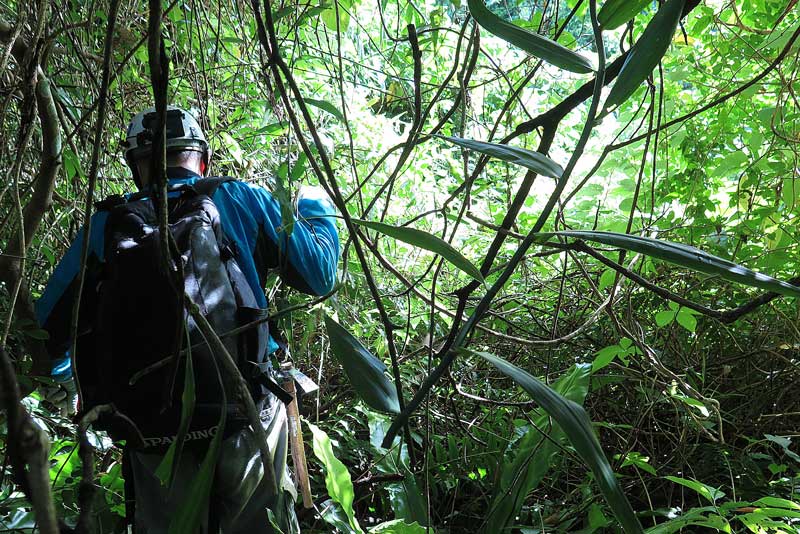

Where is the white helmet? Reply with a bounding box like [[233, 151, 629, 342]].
[[123, 105, 210, 179]]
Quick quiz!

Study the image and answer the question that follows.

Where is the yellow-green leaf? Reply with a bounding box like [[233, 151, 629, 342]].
[[308, 421, 364, 534]]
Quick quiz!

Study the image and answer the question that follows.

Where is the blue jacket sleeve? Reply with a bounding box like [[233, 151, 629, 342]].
[[213, 181, 339, 298], [35, 212, 108, 380]]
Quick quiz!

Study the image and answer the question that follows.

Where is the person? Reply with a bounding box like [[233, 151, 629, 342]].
[[35, 105, 340, 533]]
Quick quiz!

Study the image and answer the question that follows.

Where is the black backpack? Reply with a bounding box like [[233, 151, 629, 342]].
[[76, 177, 287, 449]]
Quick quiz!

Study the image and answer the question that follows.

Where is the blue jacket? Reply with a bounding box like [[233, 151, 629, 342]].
[[35, 168, 339, 381]]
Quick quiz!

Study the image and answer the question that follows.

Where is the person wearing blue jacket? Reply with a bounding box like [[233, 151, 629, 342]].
[[35, 106, 339, 533]]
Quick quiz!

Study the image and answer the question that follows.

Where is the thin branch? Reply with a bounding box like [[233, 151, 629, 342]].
[[0, 346, 58, 534], [68, 0, 119, 399], [382, 0, 609, 447]]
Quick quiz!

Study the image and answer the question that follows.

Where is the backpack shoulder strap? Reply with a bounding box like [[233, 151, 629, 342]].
[[194, 176, 236, 198], [95, 194, 127, 212]]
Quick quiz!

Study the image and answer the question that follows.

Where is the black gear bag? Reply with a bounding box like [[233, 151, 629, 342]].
[[75, 178, 288, 450]]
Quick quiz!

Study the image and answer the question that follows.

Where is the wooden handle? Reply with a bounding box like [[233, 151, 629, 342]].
[[282, 365, 313, 509]]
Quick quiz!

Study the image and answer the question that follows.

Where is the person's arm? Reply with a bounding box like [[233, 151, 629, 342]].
[[35, 212, 107, 380], [216, 181, 339, 296]]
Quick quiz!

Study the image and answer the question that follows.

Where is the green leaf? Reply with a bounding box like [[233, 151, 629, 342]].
[[598, 0, 651, 30], [484, 364, 591, 533], [23, 328, 50, 340], [593, 345, 622, 372], [168, 388, 226, 534], [541, 230, 800, 298], [367, 413, 429, 526], [267, 510, 287, 534], [466, 0, 594, 73], [764, 434, 800, 463], [753, 497, 800, 510], [351, 218, 484, 283], [156, 344, 195, 488], [475, 351, 644, 534], [441, 136, 564, 179], [308, 421, 364, 534], [665, 476, 725, 503], [220, 131, 244, 165], [670, 393, 709, 417], [619, 452, 657, 475], [321, 0, 351, 31], [305, 98, 345, 122], [324, 314, 401, 414], [603, 0, 686, 112], [675, 310, 697, 332], [644, 507, 730, 534], [320, 499, 362, 534], [598, 269, 616, 291], [368, 519, 428, 533], [274, 164, 294, 240], [655, 310, 676, 327]]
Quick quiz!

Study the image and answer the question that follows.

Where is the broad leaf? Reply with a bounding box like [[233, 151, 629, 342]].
[[305, 97, 345, 122], [308, 421, 364, 534], [644, 507, 729, 534], [352, 218, 484, 283], [484, 364, 591, 533], [541, 230, 800, 298], [466, 0, 594, 73], [475, 351, 644, 534], [441, 136, 564, 179], [753, 497, 800, 510], [665, 476, 725, 503], [603, 0, 686, 112], [325, 314, 401, 414], [598, 0, 651, 30], [368, 412, 428, 526], [320, 500, 362, 534], [369, 519, 428, 533]]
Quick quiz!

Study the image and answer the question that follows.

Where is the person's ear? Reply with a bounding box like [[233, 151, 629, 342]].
[[200, 159, 207, 176]]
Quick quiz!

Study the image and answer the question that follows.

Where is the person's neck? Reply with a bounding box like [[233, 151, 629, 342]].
[[138, 166, 201, 189]]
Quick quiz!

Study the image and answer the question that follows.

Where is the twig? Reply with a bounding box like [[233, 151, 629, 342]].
[[128, 284, 341, 385], [186, 302, 278, 493], [75, 404, 116, 534], [67, 0, 119, 407], [0, 346, 59, 534], [611, 23, 800, 151], [382, 0, 609, 447], [250, 0, 419, 459], [0, 19, 62, 375]]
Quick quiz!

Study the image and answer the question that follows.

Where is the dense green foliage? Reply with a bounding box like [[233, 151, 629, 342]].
[[2, 0, 800, 532]]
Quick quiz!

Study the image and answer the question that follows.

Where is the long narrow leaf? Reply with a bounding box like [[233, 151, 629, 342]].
[[475, 351, 644, 534], [543, 230, 800, 297], [603, 0, 686, 112], [352, 218, 484, 283], [305, 97, 345, 122], [484, 364, 591, 533], [466, 0, 594, 73], [155, 339, 195, 488], [308, 421, 365, 534], [598, 0, 651, 30], [168, 393, 226, 534], [442, 136, 564, 179], [325, 314, 401, 414]]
